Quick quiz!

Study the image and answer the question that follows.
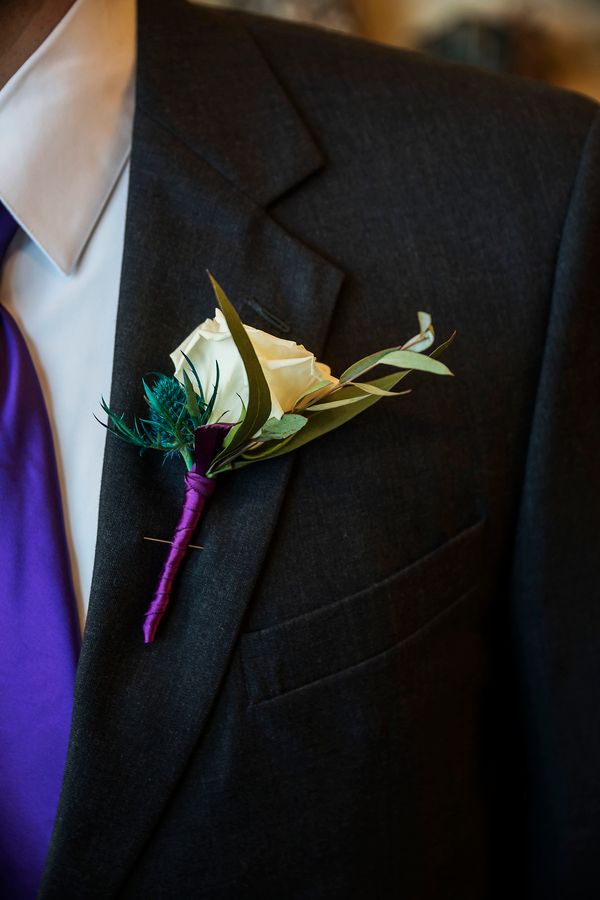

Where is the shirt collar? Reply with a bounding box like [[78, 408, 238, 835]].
[[0, 0, 135, 275]]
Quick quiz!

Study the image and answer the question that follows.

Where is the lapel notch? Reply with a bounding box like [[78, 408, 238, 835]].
[[137, 0, 324, 208]]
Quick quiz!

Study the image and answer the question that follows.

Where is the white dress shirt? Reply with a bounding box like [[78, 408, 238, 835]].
[[0, 0, 136, 627]]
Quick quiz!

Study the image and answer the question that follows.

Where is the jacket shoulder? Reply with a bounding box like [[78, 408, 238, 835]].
[[148, 2, 598, 161], [238, 7, 598, 162]]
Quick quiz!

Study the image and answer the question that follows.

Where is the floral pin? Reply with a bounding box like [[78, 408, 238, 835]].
[[100, 273, 455, 642]]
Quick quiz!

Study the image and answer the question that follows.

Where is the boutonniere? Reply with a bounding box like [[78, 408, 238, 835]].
[[100, 273, 454, 642]]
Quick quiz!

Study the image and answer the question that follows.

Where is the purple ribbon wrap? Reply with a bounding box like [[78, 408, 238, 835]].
[[143, 423, 230, 643]]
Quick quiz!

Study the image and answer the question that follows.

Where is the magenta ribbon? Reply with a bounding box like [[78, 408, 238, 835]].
[[143, 423, 230, 643]]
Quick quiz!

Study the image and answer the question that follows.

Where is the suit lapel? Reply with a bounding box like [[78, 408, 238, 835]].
[[41, 2, 344, 894]]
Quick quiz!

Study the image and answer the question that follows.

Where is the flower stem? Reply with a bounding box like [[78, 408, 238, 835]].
[[180, 447, 194, 471], [143, 470, 216, 642]]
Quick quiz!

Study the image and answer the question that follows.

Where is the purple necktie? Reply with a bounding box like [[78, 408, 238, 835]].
[[0, 205, 80, 899]]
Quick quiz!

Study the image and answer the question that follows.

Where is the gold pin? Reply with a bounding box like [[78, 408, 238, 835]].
[[143, 536, 204, 551]]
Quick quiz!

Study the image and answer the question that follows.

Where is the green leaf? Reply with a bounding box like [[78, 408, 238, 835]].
[[207, 322, 457, 475], [182, 369, 202, 426], [339, 345, 405, 383], [211, 371, 409, 471], [339, 312, 440, 383], [257, 414, 307, 441], [180, 351, 205, 405], [340, 345, 451, 383], [221, 398, 246, 451], [240, 432, 298, 463], [307, 395, 367, 411], [305, 375, 411, 411], [205, 273, 272, 469], [430, 330, 456, 360], [293, 379, 333, 408], [377, 349, 452, 376], [204, 360, 221, 424], [352, 382, 411, 397]]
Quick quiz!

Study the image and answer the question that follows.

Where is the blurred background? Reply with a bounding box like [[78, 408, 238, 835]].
[[196, 0, 600, 99]]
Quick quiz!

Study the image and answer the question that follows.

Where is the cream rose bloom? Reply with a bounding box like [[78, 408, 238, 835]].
[[171, 309, 338, 425]]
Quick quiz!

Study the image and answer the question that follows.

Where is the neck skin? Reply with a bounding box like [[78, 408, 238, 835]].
[[0, 0, 77, 90]]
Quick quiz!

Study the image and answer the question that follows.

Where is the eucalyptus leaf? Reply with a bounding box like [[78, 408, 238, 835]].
[[339, 312, 437, 383], [306, 374, 411, 410], [97, 402, 147, 449], [238, 431, 298, 463], [211, 371, 411, 472], [339, 346, 403, 383], [352, 382, 410, 398], [379, 349, 452, 376], [296, 379, 332, 401], [258, 414, 307, 441], [293, 379, 334, 408], [340, 344, 450, 382], [307, 395, 367, 411], [430, 331, 456, 359]]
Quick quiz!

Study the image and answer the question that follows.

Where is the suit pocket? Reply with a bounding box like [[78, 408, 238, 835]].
[[240, 517, 487, 705]]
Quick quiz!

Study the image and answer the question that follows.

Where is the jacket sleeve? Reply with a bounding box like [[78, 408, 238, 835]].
[[509, 106, 600, 898]]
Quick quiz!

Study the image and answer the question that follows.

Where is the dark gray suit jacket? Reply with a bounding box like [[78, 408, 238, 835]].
[[39, 1, 600, 897]]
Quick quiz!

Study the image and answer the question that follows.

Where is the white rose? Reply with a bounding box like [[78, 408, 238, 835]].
[[170, 309, 338, 424]]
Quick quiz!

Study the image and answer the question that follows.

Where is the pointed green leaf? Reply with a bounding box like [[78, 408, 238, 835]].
[[293, 379, 334, 409], [339, 312, 439, 383], [305, 373, 412, 411], [208, 328, 456, 474], [142, 380, 165, 418], [208, 370, 410, 472], [378, 349, 452, 376], [221, 398, 246, 451], [180, 351, 205, 405], [205, 273, 271, 468], [295, 380, 333, 402], [307, 395, 367, 411], [340, 344, 450, 383], [352, 382, 411, 397], [339, 345, 403, 383], [182, 369, 202, 426]]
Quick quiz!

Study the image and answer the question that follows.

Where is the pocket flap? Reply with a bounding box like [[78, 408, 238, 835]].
[[240, 517, 487, 704]]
